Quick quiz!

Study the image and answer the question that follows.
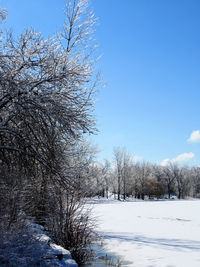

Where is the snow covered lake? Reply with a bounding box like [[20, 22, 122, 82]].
[[91, 199, 200, 267]]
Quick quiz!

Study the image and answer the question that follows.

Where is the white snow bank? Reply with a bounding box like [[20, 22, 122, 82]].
[[0, 222, 78, 267], [32, 222, 78, 266], [92, 199, 200, 267]]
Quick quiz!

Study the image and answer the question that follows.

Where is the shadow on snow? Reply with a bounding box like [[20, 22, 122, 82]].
[[102, 232, 200, 251]]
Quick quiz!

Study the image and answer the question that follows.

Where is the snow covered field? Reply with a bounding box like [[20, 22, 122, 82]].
[[92, 199, 200, 267]]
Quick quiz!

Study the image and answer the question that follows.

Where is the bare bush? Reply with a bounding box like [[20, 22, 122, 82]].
[[44, 187, 98, 265]]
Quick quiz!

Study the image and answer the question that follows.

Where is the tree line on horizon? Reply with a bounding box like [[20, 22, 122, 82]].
[[87, 147, 200, 201]]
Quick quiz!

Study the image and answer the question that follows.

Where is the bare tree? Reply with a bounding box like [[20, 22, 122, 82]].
[[136, 162, 151, 200], [161, 163, 190, 199], [0, 0, 99, 264], [121, 150, 133, 200], [102, 159, 112, 198], [113, 147, 124, 200], [161, 164, 176, 199], [191, 167, 200, 197], [0, 0, 97, 184]]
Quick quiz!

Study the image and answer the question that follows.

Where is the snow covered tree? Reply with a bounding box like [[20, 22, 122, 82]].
[[113, 147, 125, 200], [0, 0, 99, 264], [191, 167, 200, 197], [135, 162, 152, 200], [0, 0, 97, 184], [161, 164, 176, 198], [121, 150, 133, 200]]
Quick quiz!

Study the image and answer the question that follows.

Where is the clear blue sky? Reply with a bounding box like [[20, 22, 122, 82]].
[[1, 0, 200, 165]]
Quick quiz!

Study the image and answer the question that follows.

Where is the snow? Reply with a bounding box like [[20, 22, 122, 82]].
[[0, 222, 78, 267], [50, 243, 72, 260], [31, 222, 78, 266], [92, 199, 200, 267]]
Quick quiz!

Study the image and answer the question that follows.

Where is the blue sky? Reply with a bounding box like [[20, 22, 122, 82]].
[[1, 0, 200, 165]]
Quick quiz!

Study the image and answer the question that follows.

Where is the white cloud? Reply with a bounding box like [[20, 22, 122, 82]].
[[188, 130, 200, 143], [161, 158, 171, 167], [161, 152, 195, 166]]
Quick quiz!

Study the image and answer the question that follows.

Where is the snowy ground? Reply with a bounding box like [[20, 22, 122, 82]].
[[0, 222, 78, 267], [92, 199, 200, 267]]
